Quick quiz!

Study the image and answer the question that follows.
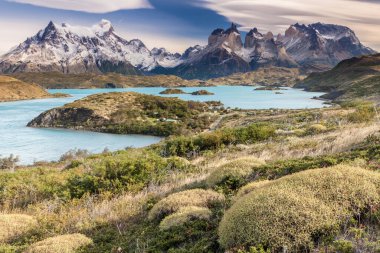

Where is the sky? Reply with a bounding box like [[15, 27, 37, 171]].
[[1, 0, 380, 55]]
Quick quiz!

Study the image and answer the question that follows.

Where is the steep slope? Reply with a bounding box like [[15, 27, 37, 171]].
[[0, 20, 180, 75], [278, 23, 376, 72], [295, 54, 380, 101], [0, 76, 53, 102]]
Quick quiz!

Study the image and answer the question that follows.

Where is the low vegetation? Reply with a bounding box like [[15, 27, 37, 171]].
[[159, 206, 212, 231], [219, 166, 380, 252], [24, 234, 92, 253], [0, 94, 379, 252], [0, 214, 37, 243], [149, 189, 225, 220], [161, 123, 276, 157]]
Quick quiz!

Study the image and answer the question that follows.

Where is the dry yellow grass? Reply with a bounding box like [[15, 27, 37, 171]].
[[195, 123, 380, 166], [0, 76, 51, 102], [149, 189, 225, 220], [24, 234, 92, 253], [0, 214, 37, 242], [159, 206, 212, 231], [219, 165, 380, 251], [206, 157, 265, 187]]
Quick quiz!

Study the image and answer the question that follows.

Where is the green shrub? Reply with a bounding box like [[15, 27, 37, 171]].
[[219, 166, 380, 251], [162, 123, 276, 157], [67, 151, 193, 198], [149, 189, 225, 220], [0, 214, 37, 243], [159, 206, 212, 231], [24, 234, 93, 253], [333, 240, 354, 253], [0, 168, 72, 209], [347, 104, 376, 123], [238, 245, 270, 253]]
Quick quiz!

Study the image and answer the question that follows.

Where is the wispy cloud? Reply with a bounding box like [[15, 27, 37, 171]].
[[7, 0, 153, 13], [197, 0, 380, 50]]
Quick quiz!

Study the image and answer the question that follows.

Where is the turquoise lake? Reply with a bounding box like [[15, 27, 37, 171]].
[[0, 86, 326, 164]]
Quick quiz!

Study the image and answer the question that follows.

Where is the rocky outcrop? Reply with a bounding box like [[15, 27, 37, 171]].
[[27, 107, 107, 130], [244, 28, 297, 70]]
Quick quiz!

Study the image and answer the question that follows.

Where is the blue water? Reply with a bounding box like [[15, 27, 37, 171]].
[[50, 86, 327, 110], [0, 86, 326, 165]]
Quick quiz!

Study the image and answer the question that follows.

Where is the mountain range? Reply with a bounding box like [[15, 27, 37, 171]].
[[0, 20, 376, 79]]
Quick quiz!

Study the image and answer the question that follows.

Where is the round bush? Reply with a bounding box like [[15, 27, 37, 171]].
[[235, 180, 271, 199], [0, 214, 37, 243], [219, 166, 380, 251], [206, 158, 265, 188], [159, 206, 212, 230], [24, 234, 93, 253], [149, 189, 225, 220]]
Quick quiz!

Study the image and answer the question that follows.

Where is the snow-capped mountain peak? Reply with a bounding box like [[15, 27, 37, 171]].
[[0, 20, 180, 74]]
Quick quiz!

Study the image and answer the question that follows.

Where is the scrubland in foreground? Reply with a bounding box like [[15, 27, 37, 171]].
[[0, 100, 379, 253]]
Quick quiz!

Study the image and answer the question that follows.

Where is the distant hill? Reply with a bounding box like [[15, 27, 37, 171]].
[[295, 54, 380, 101], [0, 76, 54, 102], [10, 72, 204, 89]]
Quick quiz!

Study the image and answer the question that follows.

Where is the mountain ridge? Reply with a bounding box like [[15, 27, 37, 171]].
[[0, 20, 375, 79]]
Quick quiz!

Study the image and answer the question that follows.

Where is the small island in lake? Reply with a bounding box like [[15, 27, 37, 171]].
[[254, 86, 285, 91], [191, 90, 215, 96], [159, 88, 187, 94], [27, 92, 220, 137]]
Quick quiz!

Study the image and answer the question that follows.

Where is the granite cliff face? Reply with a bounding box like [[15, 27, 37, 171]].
[[161, 22, 374, 79], [278, 23, 376, 72], [243, 28, 297, 70]]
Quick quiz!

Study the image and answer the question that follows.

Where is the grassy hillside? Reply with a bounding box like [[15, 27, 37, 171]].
[[10, 72, 205, 89], [9, 67, 302, 89], [27, 92, 221, 136], [296, 54, 380, 101], [1, 100, 379, 253], [0, 76, 56, 102], [208, 67, 302, 87]]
